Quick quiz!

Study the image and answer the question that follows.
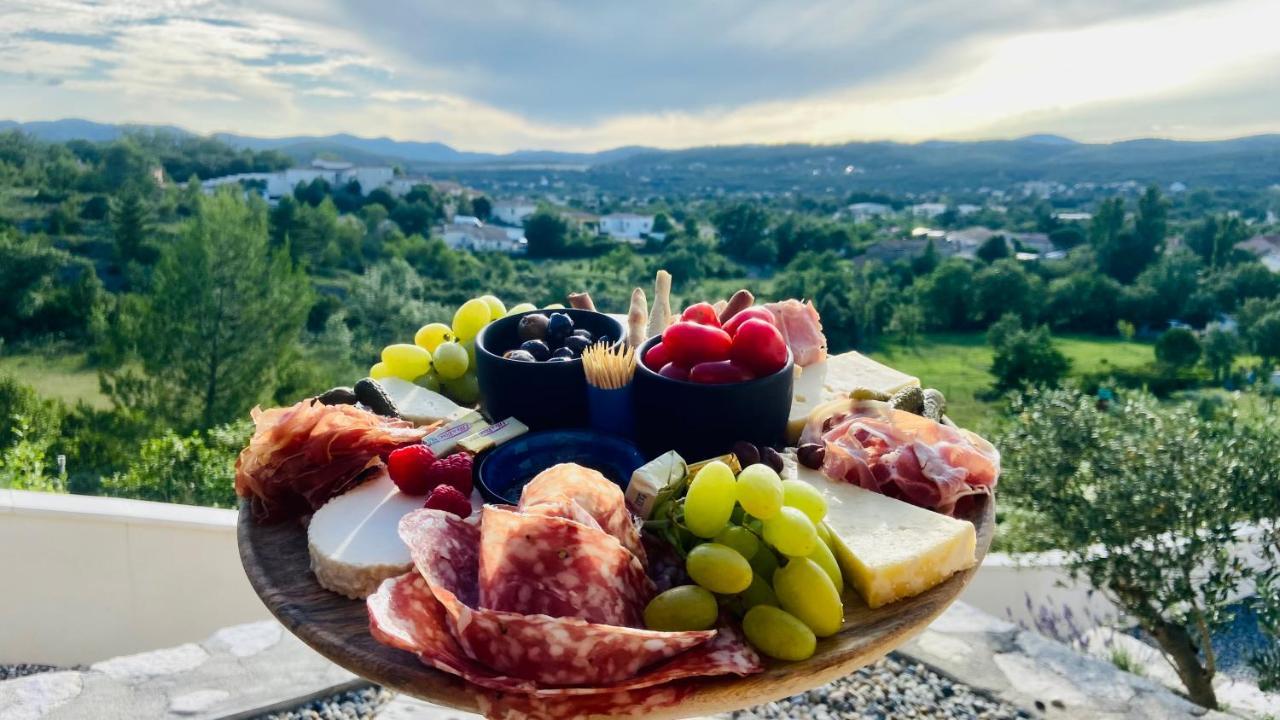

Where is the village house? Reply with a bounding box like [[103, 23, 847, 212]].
[[201, 159, 400, 201], [490, 199, 538, 226], [845, 202, 893, 221], [1237, 234, 1280, 272], [441, 217, 527, 253], [598, 212, 655, 242]]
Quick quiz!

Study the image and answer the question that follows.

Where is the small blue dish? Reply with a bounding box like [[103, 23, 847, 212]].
[[474, 430, 646, 505]]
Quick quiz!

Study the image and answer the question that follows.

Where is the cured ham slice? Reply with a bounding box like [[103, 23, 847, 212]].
[[235, 400, 427, 523], [803, 400, 999, 515], [519, 463, 646, 564], [478, 505, 653, 627], [764, 299, 828, 367]]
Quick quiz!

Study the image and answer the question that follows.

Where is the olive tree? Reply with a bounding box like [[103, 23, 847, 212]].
[[999, 387, 1280, 709]]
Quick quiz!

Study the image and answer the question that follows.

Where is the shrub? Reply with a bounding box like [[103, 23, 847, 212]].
[[99, 421, 250, 508]]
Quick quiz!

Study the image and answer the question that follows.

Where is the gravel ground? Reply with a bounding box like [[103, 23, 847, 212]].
[[0, 664, 66, 681], [259, 685, 393, 720], [730, 654, 1032, 720], [263, 654, 1030, 720]]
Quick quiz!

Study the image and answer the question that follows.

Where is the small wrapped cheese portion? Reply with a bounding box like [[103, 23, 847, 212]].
[[789, 460, 975, 609]]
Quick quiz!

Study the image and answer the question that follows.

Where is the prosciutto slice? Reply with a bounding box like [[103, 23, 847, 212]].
[[764, 299, 828, 367], [235, 400, 426, 522], [803, 400, 999, 515]]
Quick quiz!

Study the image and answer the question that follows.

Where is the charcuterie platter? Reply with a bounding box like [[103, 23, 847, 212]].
[[235, 274, 1000, 719]]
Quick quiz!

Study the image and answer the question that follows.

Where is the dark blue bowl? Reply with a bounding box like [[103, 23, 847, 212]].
[[474, 430, 646, 505]]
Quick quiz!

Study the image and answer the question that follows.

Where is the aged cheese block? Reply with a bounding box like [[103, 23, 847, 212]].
[[787, 352, 919, 442], [307, 471, 426, 599], [377, 377, 462, 427], [787, 458, 975, 609]]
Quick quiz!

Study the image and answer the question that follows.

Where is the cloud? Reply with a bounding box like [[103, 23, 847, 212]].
[[0, 0, 1278, 151]]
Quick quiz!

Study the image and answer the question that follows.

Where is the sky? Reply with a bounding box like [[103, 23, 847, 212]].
[[2, 0, 1279, 153]]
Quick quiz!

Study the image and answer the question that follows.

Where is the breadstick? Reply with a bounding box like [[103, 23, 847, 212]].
[[627, 287, 648, 348], [568, 292, 596, 311], [718, 289, 755, 324], [647, 270, 672, 337]]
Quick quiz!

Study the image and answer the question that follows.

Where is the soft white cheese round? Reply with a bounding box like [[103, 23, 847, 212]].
[[307, 471, 427, 599]]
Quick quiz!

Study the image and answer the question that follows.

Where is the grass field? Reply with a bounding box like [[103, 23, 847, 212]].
[[0, 351, 111, 409], [869, 333, 1155, 430]]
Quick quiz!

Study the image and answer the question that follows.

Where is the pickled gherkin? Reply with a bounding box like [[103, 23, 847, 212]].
[[850, 387, 890, 401], [889, 386, 925, 414], [922, 388, 947, 422]]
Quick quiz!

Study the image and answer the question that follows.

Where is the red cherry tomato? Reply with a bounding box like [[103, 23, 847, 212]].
[[644, 341, 672, 371], [658, 362, 691, 381], [661, 321, 732, 367], [689, 360, 755, 384], [729, 318, 788, 376], [722, 307, 775, 336], [681, 302, 721, 327]]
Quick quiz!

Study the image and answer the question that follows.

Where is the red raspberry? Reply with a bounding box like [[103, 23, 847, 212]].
[[386, 445, 437, 495], [422, 452, 474, 496], [423, 484, 472, 518]]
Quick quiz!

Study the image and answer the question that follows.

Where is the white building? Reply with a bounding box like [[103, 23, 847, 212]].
[[490, 200, 538, 226], [909, 203, 948, 218], [442, 221, 527, 253], [846, 202, 892, 221], [1054, 211, 1093, 222], [201, 159, 400, 201], [598, 213, 655, 242]]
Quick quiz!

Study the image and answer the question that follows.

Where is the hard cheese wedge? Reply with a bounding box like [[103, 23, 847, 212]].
[[789, 461, 976, 609], [787, 351, 920, 442], [307, 471, 426, 599], [377, 376, 462, 426]]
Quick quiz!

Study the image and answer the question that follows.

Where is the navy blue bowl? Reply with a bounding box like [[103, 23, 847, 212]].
[[475, 309, 625, 430], [474, 430, 646, 504]]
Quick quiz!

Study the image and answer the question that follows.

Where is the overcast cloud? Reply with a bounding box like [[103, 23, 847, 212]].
[[2, 0, 1278, 151]]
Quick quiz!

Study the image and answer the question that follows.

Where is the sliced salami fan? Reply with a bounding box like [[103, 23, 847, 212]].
[[368, 572, 760, 698], [518, 464, 646, 564], [478, 505, 653, 626], [397, 509, 715, 686]]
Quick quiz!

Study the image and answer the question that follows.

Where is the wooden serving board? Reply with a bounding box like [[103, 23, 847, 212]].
[[238, 496, 994, 719]]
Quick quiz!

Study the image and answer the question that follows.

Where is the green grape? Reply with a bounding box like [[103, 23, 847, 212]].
[[714, 525, 760, 561], [414, 370, 442, 393], [369, 362, 393, 380], [683, 460, 736, 538], [505, 302, 537, 317], [749, 544, 780, 581], [739, 573, 780, 611], [742, 605, 816, 661], [463, 337, 476, 367], [442, 372, 480, 405], [643, 585, 718, 632], [815, 521, 833, 548], [685, 542, 752, 594], [382, 343, 432, 380], [452, 298, 491, 342], [774, 558, 843, 637], [433, 341, 470, 380], [807, 535, 843, 591], [544, 303, 565, 309], [782, 479, 828, 524], [478, 294, 506, 321], [736, 464, 783, 520], [762, 507, 818, 557], [414, 322, 454, 352]]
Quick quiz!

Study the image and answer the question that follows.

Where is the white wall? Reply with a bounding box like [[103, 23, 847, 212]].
[[0, 489, 269, 666]]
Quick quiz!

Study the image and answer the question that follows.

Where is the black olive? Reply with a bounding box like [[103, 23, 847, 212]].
[[519, 339, 551, 361], [546, 313, 574, 343], [503, 349, 536, 362], [761, 446, 785, 473], [563, 335, 591, 356], [518, 313, 550, 341], [731, 440, 761, 468], [316, 386, 358, 406], [551, 347, 575, 359], [572, 328, 593, 341], [797, 443, 826, 469], [547, 355, 573, 362]]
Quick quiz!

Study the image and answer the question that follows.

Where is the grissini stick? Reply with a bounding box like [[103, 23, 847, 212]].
[[718, 289, 755, 324], [647, 270, 673, 337], [568, 292, 596, 311], [627, 287, 649, 348]]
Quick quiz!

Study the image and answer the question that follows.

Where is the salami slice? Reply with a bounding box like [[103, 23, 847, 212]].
[[368, 573, 760, 699], [398, 509, 714, 686], [519, 464, 646, 564], [478, 505, 653, 626]]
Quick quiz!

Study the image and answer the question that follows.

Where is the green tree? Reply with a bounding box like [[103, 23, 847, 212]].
[[107, 191, 311, 430], [1000, 388, 1280, 709], [1200, 326, 1240, 382], [910, 238, 939, 276], [973, 259, 1042, 325], [99, 421, 249, 507], [1047, 272, 1121, 333], [470, 195, 492, 220], [1134, 185, 1168, 253], [887, 302, 924, 347], [915, 259, 974, 330], [1186, 215, 1248, 268], [524, 210, 571, 258], [975, 234, 1010, 264], [1251, 312, 1280, 366], [988, 316, 1069, 393], [110, 192, 153, 265], [1155, 328, 1201, 369], [713, 202, 771, 262]]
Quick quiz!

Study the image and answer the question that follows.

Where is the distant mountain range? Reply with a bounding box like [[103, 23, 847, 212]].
[[5, 118, 1280, 192]]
